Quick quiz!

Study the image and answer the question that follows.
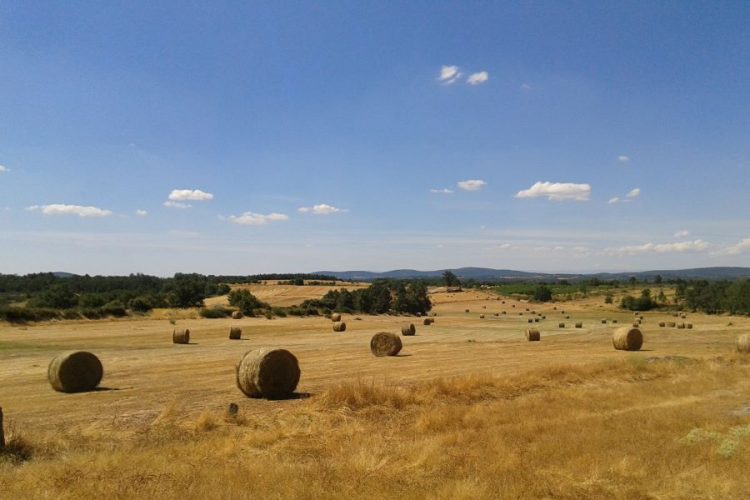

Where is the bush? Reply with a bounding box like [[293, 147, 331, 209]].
[[272, 307, 287, 318], [199, 306, 233, 319], [228, 289, 269, 315], [0, 307, 60, 323], [101, 301, 128, 317], [128, 296, 154, 313]]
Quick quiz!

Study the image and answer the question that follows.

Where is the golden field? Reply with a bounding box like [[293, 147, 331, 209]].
[[2, 287, 750, 499]]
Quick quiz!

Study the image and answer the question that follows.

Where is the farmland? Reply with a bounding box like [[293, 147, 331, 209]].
[[2, 286, 750, 498]]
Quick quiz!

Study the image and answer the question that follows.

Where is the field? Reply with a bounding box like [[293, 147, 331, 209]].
[[2, 287, 750, 498]]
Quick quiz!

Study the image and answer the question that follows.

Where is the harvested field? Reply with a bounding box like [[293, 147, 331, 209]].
[[2, 288, 750, 497]]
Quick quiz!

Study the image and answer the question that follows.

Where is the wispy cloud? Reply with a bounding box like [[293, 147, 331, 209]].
[[163, 201, 191, 209], [520, 83, 531, 91], [618, 155, 630, 163], [457, 179, 487, 191], [714, 238, 750, 256], [228, 212, 289, 226], [626, 188, 641, 199], [26, 204, 113, 218], [607, 240, 710, 255], [430, 188, 454, 194], [167, 189, 214, 202], [467, 71, 489, 85], [437, 65, 461, 85], [136, 209, 148, 217], [0, 165, 9, 173], [516, 181, 591, 202], [297, 204, 344, 215], [674, 229, 690, 238], [608, 197, 620, 205]]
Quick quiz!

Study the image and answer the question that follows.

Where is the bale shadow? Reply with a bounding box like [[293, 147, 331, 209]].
[[94, 386, 123, 392], [394, 354, 413, 357], [266, 392, 312, 401]]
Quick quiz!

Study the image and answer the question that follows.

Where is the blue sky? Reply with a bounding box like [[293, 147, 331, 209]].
[[1, 1, 750, 275]]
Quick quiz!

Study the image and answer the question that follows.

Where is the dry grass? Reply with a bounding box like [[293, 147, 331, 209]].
[[3, 357, 750, 498], [2, 287, 750, 497]]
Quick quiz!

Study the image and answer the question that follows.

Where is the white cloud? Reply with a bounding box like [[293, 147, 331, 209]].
[[136, 209, 148, 217], [167, 189, 214, 202], [618, 155, 630, 163], [438, 65, 461, 85], [297, 204, 343, 215], [228, 212, 289, 226], [674, 229, 690, 238], [467, 71, 489, 85], [25, 204, 112, 218], [430, 188, 454, 194], [0, 165, 9, 173], [608, 240, 710, 256], [163, 201, 192, 209], [608, 197, 620, 205], [520, 83, 531, 91], [515, 181, 591, 202], [457, 179, 487, 191], [714, 238, 750, 256], [626, 188, 641, 199]]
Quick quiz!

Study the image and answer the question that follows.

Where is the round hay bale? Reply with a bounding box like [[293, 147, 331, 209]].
[[565, 315, 571, 319], [534, 318, 539, 323], [737, 334, 750, 354], [370, 332, 402, 357], [173, 328, 190, 344], [612, 327, 643, 351], [601, 319, 607, 324], [677, 323, 685, 329], [659, 322, 666, 327], [667, 321, 676, 328], [48, 351, 103, 393], [575, 322, 583, 328], [465, 309, 470, 313], [332, 321, 347, 332], [502, 311, 507, 315], [330, 313, 342, 322], [612, 319, 618, 324], [525, 328, 541, 341], [479, 314, 485, 319], [494, 313, 499, 317], [229, 327, 242, 340], [558, 322, 565, 328], [231, 310, 243, 320], [423, 318, 433, 326], [687, 323, 693, 329], [632, 322, 640, 327], [235, 348, 300, 399], [401, 323, 416, 336], [541, 316, 546, 320], [527, 318, 533, 323]]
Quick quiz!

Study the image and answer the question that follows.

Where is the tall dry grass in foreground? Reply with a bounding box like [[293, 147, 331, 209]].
[[3, 356, 750, 499]]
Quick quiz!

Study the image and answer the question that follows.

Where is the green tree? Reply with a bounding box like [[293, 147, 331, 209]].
[[533, 285, 553, 302], [442, 271, 460, 288]]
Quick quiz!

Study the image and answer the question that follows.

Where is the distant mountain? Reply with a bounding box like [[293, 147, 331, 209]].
[[51, 272, 76, 278], [316, 266, 750, 282]]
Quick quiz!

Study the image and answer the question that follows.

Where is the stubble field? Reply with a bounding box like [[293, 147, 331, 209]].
[[1, 287, 750, 498]]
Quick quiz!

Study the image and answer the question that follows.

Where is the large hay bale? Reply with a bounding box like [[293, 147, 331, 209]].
[[235, 348, 300, 399], [534, 318, 539, 323], [667, 322, 676, 328], [465, 309, 470, 313], [173, 328, 190, 344], [332, 321, 347, 332], [525, 328, 541, 341], [558, 322, 565, 328], [677, 323, 686, 329], [494, 313, 499, 317], [612, 327, 643, 351], [401, 323, 416, 336], [48, 351, 103, 393], [687, 323, 693, 329], [527, 318, 533, 323], [502, 311, 507, 315], [370, 332, 402, 357], [231, 310, 243, 320], [659, 322, 666, 327], [737, 334, 750, 353], [601, 319, 607, 324], [565, 315, 571, 319], [423, 318, 433, 326], [479, 314, 485, 319], [330, 313, 342, 322], [612, 319, 618, 324], [229, 327, 242, 340], [575, 322, 583, 328]]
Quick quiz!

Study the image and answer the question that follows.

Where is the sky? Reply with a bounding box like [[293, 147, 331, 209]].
[[1, 1, 750, 276]]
